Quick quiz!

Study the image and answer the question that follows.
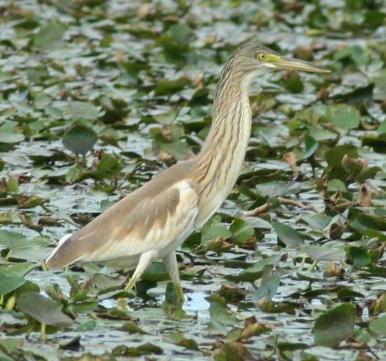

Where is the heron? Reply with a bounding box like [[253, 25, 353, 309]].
[[46, 43, 330, 302]]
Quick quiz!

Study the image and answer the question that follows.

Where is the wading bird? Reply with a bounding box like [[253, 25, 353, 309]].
[[46, 43, 330, 302]]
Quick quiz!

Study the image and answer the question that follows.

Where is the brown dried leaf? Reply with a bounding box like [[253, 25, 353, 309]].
[[204, 35, 216, 44], [324, 261, 345, 278], [159, 128, 172, 141], [193, 71, 204, 88], [316, 87, 331, 100], [207, 236, 233, 252], [239, 316, 271, 341], [356, 185, 373, 207], [114, 51, 127, 62], [138, 3, 151, 18], [158, 150, 177, 165], [369, 292, 386, 315], [283, 151, 299, 177]]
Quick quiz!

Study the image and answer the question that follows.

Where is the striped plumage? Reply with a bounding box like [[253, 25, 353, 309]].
[[46, 43, 330, 301]]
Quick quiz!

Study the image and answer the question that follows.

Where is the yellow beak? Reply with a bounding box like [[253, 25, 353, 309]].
[[267, 54, 331, 74]]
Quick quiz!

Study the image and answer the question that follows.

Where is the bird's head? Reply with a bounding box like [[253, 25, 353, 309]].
[[230, 43, 331, 76]]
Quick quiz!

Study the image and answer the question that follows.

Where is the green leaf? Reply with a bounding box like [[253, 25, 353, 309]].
[[160, 141, 191, 159], [327, 178, 347, 192], [213, 341, 251, 361], [303, 244, 345, 262], [255, 181, 301, 197], [169, 24, 191, 44], [325, 144, 357, 168], [93, 154, 122, 179], [284, 73, 304, 93], [112, 343, 162, 356], [350, 213, 386, 233], [67, 101, 100, 120], [121, 321, 146, 334], [271, 220, 304, 248], [302, 215, 332, 231], [369, 315, 386, 336], [254, 267, 285, 301], [0, 230, 27, 250], [312, 303, 356, 346], [201, 215, 232, 245], [154, 77, 191, 96], [6, 176, 19, 193], [334, 45, 369, 67], [0, 271, 25, 295], [0, 123, 25, 144], [33, 23, 66, 49], [230, 218, 254, 244], [324, 105, 360, 130], [348, 247, 371, 268], [167, 332, 200, 350], [207, 294, 237, 332], [16, 292, 73, 327], [62, 124, 98, 155], [142, 262, 169, 282], [304, 134, 318, 158]]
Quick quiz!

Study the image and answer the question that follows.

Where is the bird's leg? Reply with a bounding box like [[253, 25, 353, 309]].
[[118, 250, 159, 310], [124, 250, 159, 291], [162, 251, 184, 303]]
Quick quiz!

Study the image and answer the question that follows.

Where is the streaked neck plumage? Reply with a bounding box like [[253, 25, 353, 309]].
[[192, 59, 254, 225]]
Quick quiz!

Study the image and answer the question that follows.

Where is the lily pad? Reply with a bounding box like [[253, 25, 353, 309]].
[[271, 220, 304, 248], [312, 303, 356, 346], [63, 124, 98, 155], [16, 292, 73, 327]]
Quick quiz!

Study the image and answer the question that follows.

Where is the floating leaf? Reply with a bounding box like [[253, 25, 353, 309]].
[[93, 154, 122, 179], [67, 101, 100, 120], [369, 315, 386, 336], [201, 215, 232, 245], [325, 144, 357, 168], [169, 24, 191, 44], [63, 124, 98, 155], [324, 105, 360, 130], [0, 271, 25, 295], [302, 215, 332, 231], [230, 218, 254, 244], [304, 134, 318, 158], [0, 124, 25, 144], [154, 77, 191, 96], [213, 341, 251, 361], [254, 267, 285, 301], [33, 23, 66, 49], [207, 294, 237, 334], [0, 230, 27, 250], [334, 45, 369, 67], [350, 213, 386, 233], [112, 343, 162, 356], [16, 292, 73, 327], [167, 332, 200, 351], [348, 247, 371, 268], [271, 220, 303, 248], [142, 262, 169, 282], [312, 303, 356, 346], [284, 73, 304, 93], [303, 244, 345, 262], [17, 195, 45, 208], [121, 321, 146, 334]]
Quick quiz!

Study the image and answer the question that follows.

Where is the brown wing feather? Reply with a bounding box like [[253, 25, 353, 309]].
[[46, 161, 197, 269]]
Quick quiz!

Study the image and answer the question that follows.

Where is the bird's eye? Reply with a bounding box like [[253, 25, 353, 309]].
[[258, 53, 267, 61]]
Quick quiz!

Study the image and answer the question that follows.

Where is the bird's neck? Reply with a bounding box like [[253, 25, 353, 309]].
[[200, 72, 252, 158], [192, 70, 253, 225]]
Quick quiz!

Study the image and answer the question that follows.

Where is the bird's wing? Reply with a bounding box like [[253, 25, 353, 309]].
[[46, 179, 198, 269]]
